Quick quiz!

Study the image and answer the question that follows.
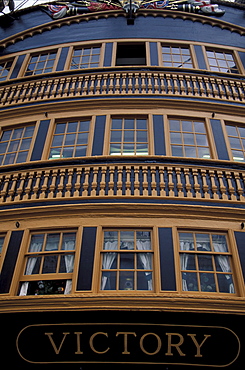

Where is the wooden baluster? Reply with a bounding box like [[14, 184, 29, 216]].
[[81, 167, 90, 196], [99, 167, 106, 196], [74, 167, 83, 197], [6, 172, 19, 202], [115, 73, 121, 94], [19, 83, 29, 101], [108, 166, 115, 196], [128, 73, 133, 94], [31, 171, 42, 199], [56, 169, 66, 198], [179, 75, 186, 95], [166, 74, 173, 94], [39, 170, 50, 199], [197, 76, 205, 97], [203, 77, 212, 98], [191, 75, 199, 95], [150, 166, 157, 196], [0, 174, 6, 203], [116, 166, 123, 196], [210, 78, 219, 99], [159, 166, 166, 197], [120, 73, 126, 95], [48, 169, 58, 199], [15, 172, 27, 201], [43, 79, 53, 98], [175, 167, 184, 197], [70, 77, 77, 96], [236, 81, 244, 101], [142, 166, 148, 196], [200, 169, 210, 199], [31, 81, 41, 99], [6, 86, 16, 103], [217, 170, 228, 200], [0, 174, 12, 202], [159, 73, 166, 94], [75, 76, 84, 96], [56, 78, 65, 98], [65, 168, 74, 197], [134, 166, 140, 196], [185, 75, 192, 95], [94, 74, 102, 95], [135, 73, 140, 94], [216, 79, 225, 99], [225, 172, 237, 200], [107, 73, 114, 95], [208, 170, 219, 200], [172, 75, 180, 95], [229, 80, 239, 101], [167, 167, 175, 197], [90, 167, 99, 196], [192, 168, 201, 198], [147, 72, 152, 94], [63, 77, 71, 97], [223, 80, 233, 100], [234, 171, 245, 201], [22, 171, 35, 201], [88, 75, 96, 95], [82, 75, 89, 96], [38, 80, 48, 100], [0, 86, 9, 105], [141, 73, 146, 94], [184, 168, 192, 198], [125, 166, 131, 196]]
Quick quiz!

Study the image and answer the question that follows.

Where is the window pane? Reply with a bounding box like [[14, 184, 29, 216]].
[[198, 255, 213, 271], [120, 253, 134, 269], [101, 271, 116, 290], [59, 254, 74, 273], [25, 256, 41, 275], [62, 233, 76, 250], [200, 273, 216, 292], [137, 271, 152, 290], [42, 255, 58, 273], [218, 274, 234, 293], [119, 271, 134, 290], [196, 234, 211, 251], [45, 233, 60, 251], [182, 272, 198, 291], [16, 151, 28, 163]]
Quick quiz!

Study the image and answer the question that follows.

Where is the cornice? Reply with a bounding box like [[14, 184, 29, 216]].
[[0, 8, 244, 50], [0, 293, 245, 314]]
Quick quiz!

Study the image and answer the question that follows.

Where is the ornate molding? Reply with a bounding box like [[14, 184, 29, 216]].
[[0, 8, 244, 50]]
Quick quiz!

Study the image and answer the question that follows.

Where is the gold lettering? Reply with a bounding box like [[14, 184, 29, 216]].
[[187, 334, 211, 357], [140, 332, 161, 355], [165, 333, 186, 357], [44, 332, 70, 355], [116, 332, 137, 354], [74, 332, 83, 355], [89, 332, 110, 354]]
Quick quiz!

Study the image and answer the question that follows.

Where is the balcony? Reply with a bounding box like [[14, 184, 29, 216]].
[[0, 68, 245, 107], [0, 160, 245, 205]]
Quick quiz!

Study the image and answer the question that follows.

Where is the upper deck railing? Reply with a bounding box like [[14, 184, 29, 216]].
[[0, 68, 245, 107]]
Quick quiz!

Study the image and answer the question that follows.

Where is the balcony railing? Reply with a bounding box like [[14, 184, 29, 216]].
[[0, 162, 245, 204], [0, 69, 245, 106]]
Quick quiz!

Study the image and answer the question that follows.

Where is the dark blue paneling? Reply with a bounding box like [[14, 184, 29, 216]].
[[0, 230, 24, 294], [92, 115, 106, 156], [210, 119, 229, 161], [10, 54, 26, 79], [194, 45, 207, 70], [30, 120, 50, 161], [238, 52, 245, 71], [150, 42, 158, 66], [153, 115, 166, 156], [56, 47, 69, 71], [104, 42, 113, 67], [234, 231, 245, 284], [77, 227, 97, 291], [158, 227, 176, 291], [1, 11, 245, 56]]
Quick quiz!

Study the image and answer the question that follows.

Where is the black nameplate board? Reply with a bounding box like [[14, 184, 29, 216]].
[[1, 310, 244, 369]]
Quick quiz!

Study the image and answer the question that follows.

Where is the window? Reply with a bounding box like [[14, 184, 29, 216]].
[[19, 231, 76, 296], [178, 231, 235, 294], [169, 118, 211, 159], [0, 125, 35, 165], [109, 117, 148, 156], [206, 49, 239, 74], [225, 123, 245, 162], [0, 59, 13, 81], [0, 234, 5, 258], [70, 46, 101, 69], [161, 45, 193, 68], [49, 119, 91, 159], [24, 51, 57, 76], [100, 230, 153, 291], [116, 43, 146, 66]]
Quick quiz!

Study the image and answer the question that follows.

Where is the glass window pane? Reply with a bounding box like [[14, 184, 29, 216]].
[[64, 133, 76, 146], [170, 132, 182, 144], [79, 120, 90, 132], [229, 137, 241, 149], [124, 131, 134, 142], [137, 253, 152, 269], [200, 273, 216, 292], [0, 142, 8, 154], [124, 119, 134, 129], [194, 122, 206, 133], [183, 133, 195, 145], [120, 253, 134, 269], [185, 146, 196, 158], [119, 272, 134, 290], [112, 119, 122, 129], [181, 254, 196, 270], [198, 255, 213, 271], [55, 123, 66, 134], [67, 121, 78, 133], [196, 234, 211, 251], [20, 138, 31, 150], [49, 148, 62, 159], [110, 143, 121, 155], [24, 126, 35, 137], [169, 120, 180, 131], [137, 119, 147, 129], [218, 274, 234, 293], [1, 130, 11, 141], [196, 135, 208, 146], [16, 151, 28, 163], [29, 234, 44, 252], [172, 145, 183, 157], [3, 153, 16, 165], [45, 233, 60, 251], [42, 255, 58, 274], [182, 121, 192, 132], [62, 233, 76, 250], [25, 256, 41, 275], [52, 135, 63, 147], [136, 131, 147, 142], [182, 272, 198, 291], [101, 271, 116, 290], [179, 233, 194, 249], [136, 144, 148, 155], [75, 146, 87, 157], [212, 234, 228, 252], [104, 231, 118, 249], [59, 254, 74, 273], [110, 130, 122, 142], [123, 144, 135, 155], [226, 125, 237, 136], [198, 147, 210, 159], [8, 140, 20, 152], [137, 271, 152, 290], [62, 147, 74, 158]]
